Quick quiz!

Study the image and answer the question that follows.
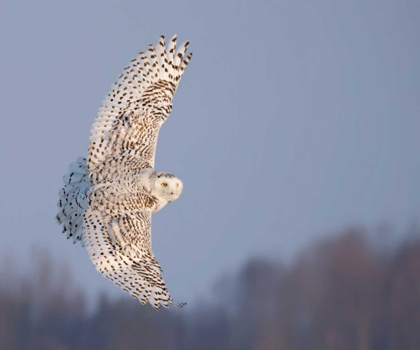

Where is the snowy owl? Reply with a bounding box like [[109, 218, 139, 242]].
[[56, 35, 192, 310]]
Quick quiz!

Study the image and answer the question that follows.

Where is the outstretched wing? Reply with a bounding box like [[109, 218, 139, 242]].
[[87, 35, 192, 183], [83, 205, 184, 310]]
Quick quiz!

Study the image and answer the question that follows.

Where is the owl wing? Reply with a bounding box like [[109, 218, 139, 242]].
[[87, 35, 192, 183], [83, 200, 184, 310]]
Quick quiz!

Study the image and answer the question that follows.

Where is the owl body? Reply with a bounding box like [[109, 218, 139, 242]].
[[57, 162, 183, 239], [89, 168, 183, 216], [56, 35, 192, 310]]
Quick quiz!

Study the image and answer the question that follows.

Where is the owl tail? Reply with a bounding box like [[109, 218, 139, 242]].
[[56, 157, 91, 244]]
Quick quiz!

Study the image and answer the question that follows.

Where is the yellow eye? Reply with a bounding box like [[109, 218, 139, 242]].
[[161, 183, 167, 187], [176, 183, 179, 187]]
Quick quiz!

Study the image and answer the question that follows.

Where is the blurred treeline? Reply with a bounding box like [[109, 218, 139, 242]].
[[1, 226, 420, 350]]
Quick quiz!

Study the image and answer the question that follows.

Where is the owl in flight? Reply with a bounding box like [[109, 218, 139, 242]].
[[56, 35, 192, 310]]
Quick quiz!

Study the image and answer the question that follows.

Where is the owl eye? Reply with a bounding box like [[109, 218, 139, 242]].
[[176, 183, 179, 187], [161, 183, 168, 187]]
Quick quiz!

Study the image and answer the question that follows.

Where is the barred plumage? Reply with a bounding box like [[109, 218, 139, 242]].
[[56, 35, 192, 310]]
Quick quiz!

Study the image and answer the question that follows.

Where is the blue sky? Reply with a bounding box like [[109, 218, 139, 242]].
[[1, 0, 419, 307]]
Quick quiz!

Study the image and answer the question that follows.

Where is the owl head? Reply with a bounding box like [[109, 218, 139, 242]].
[[150, 172, 183, 203]]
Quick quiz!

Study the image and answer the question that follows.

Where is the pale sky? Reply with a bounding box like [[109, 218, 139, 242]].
[[1, 0, 419, 308]]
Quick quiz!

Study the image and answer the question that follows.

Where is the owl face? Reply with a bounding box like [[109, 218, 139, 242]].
[[151, 173, 183, 203]]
